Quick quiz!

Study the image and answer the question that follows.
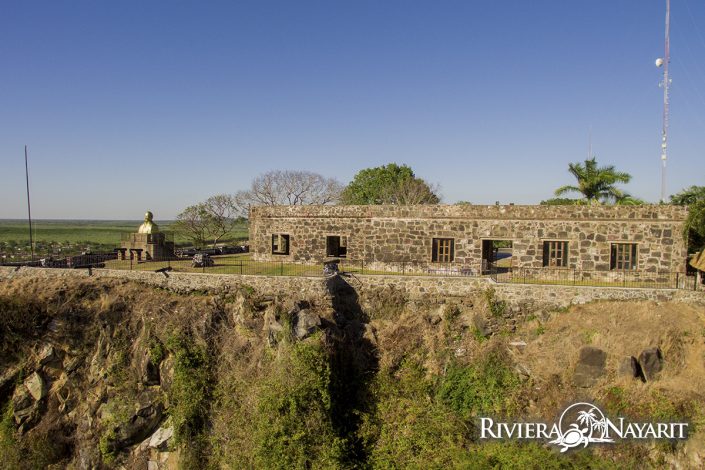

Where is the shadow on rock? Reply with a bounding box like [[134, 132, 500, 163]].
[[325, 274, 380, 466]]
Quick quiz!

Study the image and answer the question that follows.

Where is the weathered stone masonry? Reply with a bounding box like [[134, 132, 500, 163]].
[[2, 267, 702, 312], [249, 205, 689, 273]]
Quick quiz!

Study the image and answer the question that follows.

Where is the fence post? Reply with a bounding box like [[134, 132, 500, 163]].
[[676, 272, 679, 290], [573, 269, 576, 286], [280, 261, 284, 276], [239, 262, 243, 275], [361, 259, 364, 275], [130, 256, 133, 271]]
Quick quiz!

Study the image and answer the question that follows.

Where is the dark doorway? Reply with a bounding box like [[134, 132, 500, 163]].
[[481, 239, 513, 274], [326, 235, 347, 258]]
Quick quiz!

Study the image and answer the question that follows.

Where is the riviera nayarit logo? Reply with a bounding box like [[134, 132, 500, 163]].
[[479, 402, 688, 452]]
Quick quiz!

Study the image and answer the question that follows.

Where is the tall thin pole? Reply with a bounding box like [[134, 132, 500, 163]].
[[660, 0, 671, 203], [25, 145, 34, 261], [588, 125, 593, 159]]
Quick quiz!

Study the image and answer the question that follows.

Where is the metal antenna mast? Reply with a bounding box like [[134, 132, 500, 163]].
[[588, 125, 593, 159], [657, 0, 671, 203]]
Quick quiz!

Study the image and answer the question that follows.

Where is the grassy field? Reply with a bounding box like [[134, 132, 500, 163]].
[[0, 219, 249, 260], [105, 254, 366, 276], [0, 219, 248, 245], [1, 220, 146, 245]]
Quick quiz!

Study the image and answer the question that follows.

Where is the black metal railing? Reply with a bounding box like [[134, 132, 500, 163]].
[[3, 254, 701, 290], [490, 266, 697, 290], [2, 255, 481, 278], [96, 257, 481, 278]]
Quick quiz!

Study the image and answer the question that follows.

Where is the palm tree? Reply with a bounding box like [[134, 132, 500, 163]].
[[554, 157, 632, 204], [671, 186, 705, 253], [615, 193, 645, 205]]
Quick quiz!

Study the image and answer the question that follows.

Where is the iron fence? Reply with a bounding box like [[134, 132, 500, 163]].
[[1, 254, 480, 278], [97, 257, 481, 278], [2, 253, 702, 290], [490, 267, 698, 290]]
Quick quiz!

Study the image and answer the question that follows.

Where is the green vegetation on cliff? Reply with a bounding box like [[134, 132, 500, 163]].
[[0, 276, 703, 469]]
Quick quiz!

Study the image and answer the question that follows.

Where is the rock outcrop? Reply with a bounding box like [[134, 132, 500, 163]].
[[573, 346, 607, 388]]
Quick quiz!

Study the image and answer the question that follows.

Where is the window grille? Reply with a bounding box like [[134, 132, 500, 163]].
[[610, 243, 637, 270], [543, 241, 568, 267], [432, 238, 454, 263]]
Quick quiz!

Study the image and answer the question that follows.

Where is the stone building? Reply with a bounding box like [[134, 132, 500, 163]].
[[249, 205, 689, 274]]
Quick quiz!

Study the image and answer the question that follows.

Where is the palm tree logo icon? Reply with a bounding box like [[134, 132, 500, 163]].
[[549, 402, 615, 452]]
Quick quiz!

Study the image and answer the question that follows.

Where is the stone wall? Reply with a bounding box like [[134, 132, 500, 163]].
[[0, 266, 330, 302], [352, 274, 704, 309], [2, 266, 702, 313], [249, 204, 689, 273]]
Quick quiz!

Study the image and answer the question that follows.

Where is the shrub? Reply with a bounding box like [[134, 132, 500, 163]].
[[360, 359, 468, 468], [483, 288, 507, 318], [166, 333, 212, 446], [466, 441, 616, 469], [252, 336, 344, 469], [0, 297, 46, 359], [0, 404, 22, 468], [437, 351, 521, 419], [147, 336, 165, 364]]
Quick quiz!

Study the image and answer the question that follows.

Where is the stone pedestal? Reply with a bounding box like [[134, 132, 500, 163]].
[[121, 233, 174, 261]]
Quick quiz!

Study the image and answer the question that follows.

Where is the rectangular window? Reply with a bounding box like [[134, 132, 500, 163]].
[[610, 243, 637, 270], [326, 235, 347, 258], [271, 234, 290, 255], [432, 238, 454, 263], [543, 241, 568, 267]]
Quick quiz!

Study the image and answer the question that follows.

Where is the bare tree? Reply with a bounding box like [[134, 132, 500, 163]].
[[173, 194, 242, 248], [173, 205, 209, 247], [236, 170, 343, 208], [387, 178, 441, 205], [202, 194, 242, 247]]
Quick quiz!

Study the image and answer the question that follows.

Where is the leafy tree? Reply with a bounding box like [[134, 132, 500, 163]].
[[236, 170, 343, 207], [554, 157, 632, 204], [670, 186, 705, 253], [670, 185, 705, 206], [341, 163, 440, 205], [174, 194, 242, 248]]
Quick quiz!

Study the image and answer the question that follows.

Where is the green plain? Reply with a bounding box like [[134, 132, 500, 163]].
[[0, 219, 248, 246]]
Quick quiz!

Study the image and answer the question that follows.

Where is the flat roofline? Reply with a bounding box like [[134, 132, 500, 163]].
[[250, 204, 688, 222]]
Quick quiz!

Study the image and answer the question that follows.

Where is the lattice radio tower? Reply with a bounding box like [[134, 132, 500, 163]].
[[656, 0, 671, 203]]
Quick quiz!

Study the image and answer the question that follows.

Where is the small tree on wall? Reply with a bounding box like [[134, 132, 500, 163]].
[[553, 157, 632, 204], [341, 163, 440, 205]]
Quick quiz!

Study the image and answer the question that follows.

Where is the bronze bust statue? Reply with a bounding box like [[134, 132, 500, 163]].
[[138, 211, 159, 234]]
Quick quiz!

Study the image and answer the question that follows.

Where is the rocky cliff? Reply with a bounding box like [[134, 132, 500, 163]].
[[1, 275, 704, 469]]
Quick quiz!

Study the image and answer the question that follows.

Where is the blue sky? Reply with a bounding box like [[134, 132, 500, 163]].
[[1, 0, 704, 219]]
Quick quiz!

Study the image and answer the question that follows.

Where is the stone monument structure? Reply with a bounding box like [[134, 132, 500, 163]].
[[118, 211, 174, 261]]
